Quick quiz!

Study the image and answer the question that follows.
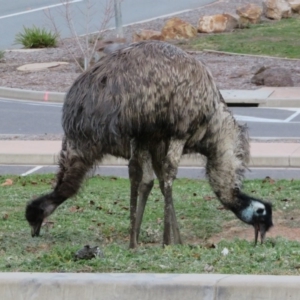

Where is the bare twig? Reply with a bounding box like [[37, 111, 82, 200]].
[[44, 0, 118, 71]]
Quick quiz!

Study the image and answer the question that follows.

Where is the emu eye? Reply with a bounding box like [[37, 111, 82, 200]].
[[256, 208, 264, 215]]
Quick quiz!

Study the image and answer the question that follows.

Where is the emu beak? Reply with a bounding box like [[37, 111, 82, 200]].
[[254, 223, 266, 245], [31, 222, 42, 237]]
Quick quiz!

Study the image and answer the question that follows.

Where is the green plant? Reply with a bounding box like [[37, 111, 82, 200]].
[[15, 26, 58, 48], [0, 50, 5, 60]]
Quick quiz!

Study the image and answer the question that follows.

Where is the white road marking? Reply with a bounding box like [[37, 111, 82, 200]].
[[0, 0, 83, 20], [21, 166, 43, 176], [284, 110, 300, 122], [235, 115, 285, 123], [87, 2, 216, 36]]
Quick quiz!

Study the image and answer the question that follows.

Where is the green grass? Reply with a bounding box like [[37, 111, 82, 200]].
[[0, 174, 300, 274], [14, 26, 58, 48], [188, 17, 300, 58]]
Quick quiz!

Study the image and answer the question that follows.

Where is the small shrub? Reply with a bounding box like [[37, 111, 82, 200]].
[[0, 50, 4, 60], [15, 26, 58, 48]]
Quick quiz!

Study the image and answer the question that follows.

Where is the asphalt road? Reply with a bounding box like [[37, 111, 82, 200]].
[[1, 98, 300, 138], [0, 0, 215, 49]]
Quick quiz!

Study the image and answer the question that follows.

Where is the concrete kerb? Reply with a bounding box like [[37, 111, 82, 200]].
[[0, 87, 64, 102], [0, 273, 300, 300], [1, 86, 300, 107]]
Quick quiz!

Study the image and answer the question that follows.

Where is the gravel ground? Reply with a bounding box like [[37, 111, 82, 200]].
[[1, 0, 299, 92]]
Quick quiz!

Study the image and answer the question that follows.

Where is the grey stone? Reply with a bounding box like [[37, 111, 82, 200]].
[[251, 67, 294, 86]]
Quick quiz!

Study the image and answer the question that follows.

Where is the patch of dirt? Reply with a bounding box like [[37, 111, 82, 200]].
[[1, 0, 299, 92], [208, 210, 300, 244]]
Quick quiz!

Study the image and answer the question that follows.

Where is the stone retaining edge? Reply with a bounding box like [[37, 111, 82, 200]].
[[0, 273, 299, 300]]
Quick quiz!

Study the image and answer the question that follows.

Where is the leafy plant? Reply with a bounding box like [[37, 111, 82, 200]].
[[0, 50, 4, 60], [15, 26, 58, 48]]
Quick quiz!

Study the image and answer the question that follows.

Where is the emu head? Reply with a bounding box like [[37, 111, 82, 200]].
[[25, 195, 57, 237], [232, 192, 273, 245], [25, 201, 44, 237]]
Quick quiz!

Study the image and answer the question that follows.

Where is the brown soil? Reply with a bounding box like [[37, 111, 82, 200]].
[[208, 210, 300, 244]]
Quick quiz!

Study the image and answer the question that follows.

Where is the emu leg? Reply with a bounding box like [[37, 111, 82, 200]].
[[153, 152, 183, 245], [157, 179, 182, 245], [128, 140, 143, 249], [135, 152, 154, 242], [162, 139, 185, 246]]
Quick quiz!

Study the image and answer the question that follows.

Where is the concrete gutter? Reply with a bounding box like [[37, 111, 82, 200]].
[[1, 86, 299, 107], [0, 273, 299, 300]]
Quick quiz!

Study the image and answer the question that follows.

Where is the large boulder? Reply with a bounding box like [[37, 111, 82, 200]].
[[198, 14, 238, 33], [236, 3, 263, 24], [263, 0, 292, 20], [161, 17, 197, 40], [133, 29, 163, 42], [287, 0, 300, 13], [251, 66, 294, 87]]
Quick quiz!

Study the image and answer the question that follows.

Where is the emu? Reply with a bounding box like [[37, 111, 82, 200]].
[[26, 41, 273, 248]]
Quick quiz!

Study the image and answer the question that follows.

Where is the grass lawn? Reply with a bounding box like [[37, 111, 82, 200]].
[[186, 16, 300, 58], [1, 174, 300, 274]]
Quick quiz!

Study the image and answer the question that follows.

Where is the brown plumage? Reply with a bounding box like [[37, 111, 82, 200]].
[[26, 41, 273, 248]]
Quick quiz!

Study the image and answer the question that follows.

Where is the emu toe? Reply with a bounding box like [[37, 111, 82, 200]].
[[254, 222, 267, 245]]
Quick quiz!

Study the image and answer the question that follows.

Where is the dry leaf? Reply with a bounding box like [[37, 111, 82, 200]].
[[281, 198, 290, 202], [262, 176, 275, 184], [1, 179, 13, 186], [204, 242, 216, 249], [2, 213, 9, 220], [203, 195, 213, 201], [69, 206, 84, 213]]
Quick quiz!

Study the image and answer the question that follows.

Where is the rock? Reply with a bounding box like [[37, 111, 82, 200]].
[[251, 66, 294, 86], [74, 245, 104, 260], [198, 14, 238, 33], [133, 29, 163, 42], [161, 17, 197, 40], [103, 43, 128, 54], [17, 62, 68, 71], [87, 39, 128, 68], [263, 0, 292, 20], [287, 0, 300, 13], [94, 38, 126, 52], [236, 3, 263, 25]]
